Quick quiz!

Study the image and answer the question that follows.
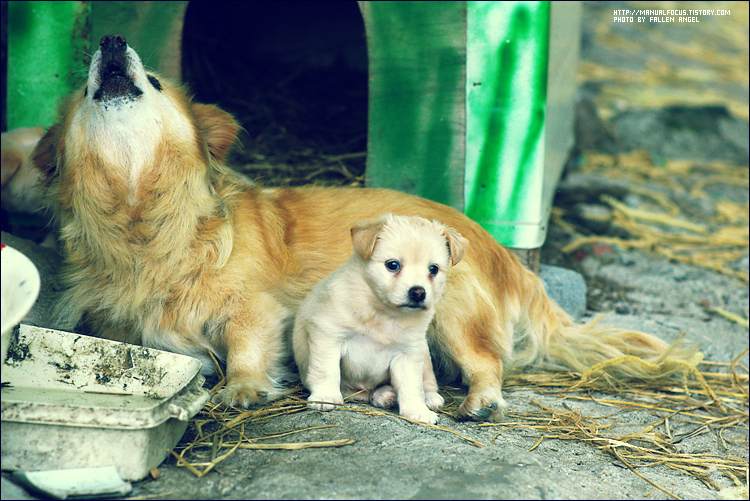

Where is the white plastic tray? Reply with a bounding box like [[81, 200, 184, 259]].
[[1, 325, 209, 481], [1, 244, 40, 362]]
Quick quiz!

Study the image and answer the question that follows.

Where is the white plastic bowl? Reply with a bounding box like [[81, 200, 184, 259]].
[[1, 243, 41, 362]]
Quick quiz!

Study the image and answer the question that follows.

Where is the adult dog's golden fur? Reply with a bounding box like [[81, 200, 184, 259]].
[[34, 35, 695, 421]]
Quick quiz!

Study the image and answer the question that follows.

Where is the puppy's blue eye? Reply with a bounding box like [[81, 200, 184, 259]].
[[385, 260, 400, 273], [429, 265, 439, 276]]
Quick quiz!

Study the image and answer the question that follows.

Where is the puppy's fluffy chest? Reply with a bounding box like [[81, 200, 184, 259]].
[[339, 328, 428, 389], [356, 306, 431, 344], [317, 251, 435, 388]]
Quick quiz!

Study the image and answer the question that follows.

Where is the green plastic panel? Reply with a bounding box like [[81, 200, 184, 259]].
[[465, 1, 550, 248], [362, 1, 576, 250], [6, 1, 91, 129], [362, 1, 467, 210]]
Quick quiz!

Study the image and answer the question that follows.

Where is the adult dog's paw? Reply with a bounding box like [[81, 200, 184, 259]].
[[458, 389, 507, 422], [213, 380, 276, 408], [307, 390, 344, 411]]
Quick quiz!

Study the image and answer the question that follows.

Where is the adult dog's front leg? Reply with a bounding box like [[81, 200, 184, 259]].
[[215, 292, 289, 408], [433, 301, 508, 422]]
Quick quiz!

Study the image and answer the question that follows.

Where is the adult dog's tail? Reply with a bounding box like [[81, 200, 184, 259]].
[[511, 267, 702, 382]]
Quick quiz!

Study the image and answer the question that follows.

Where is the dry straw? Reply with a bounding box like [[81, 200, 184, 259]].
[[558, 150, 749, 285], [544, 148, 748, 499], [480, 351, 749, 500], [171, 349, 748, 499]]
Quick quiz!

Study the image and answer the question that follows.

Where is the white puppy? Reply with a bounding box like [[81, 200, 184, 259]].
[[293, 214, 467, 424]]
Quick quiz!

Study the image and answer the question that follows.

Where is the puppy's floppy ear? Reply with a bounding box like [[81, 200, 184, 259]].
[[443, 226, 467, 266], [351, 217, 387, 261], [31, 124, 62, 187], [192, 103, 240, 161]]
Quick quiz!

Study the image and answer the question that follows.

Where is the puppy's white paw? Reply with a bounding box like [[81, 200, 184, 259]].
[[307, 391, 344, 411], [342, 387, 371, 402], [425, 391, 444, 411], [371, 385, 397, 408], [400, 403, 439, 424]]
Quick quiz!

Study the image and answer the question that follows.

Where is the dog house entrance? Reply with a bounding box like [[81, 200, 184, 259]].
[[182, 1, 369, 186]]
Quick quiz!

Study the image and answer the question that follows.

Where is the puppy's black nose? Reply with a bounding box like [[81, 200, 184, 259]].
[[408, 287, 426, 304]]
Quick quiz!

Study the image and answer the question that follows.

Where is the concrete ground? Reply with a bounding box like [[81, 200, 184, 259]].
[[2, 2, 748, 500]]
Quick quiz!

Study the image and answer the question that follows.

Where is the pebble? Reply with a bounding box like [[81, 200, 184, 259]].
[[539, 265, 587, 319]]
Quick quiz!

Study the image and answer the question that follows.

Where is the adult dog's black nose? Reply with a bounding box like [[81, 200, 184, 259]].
[[93, 34, 142, 102], [408, 286, 426, 304], [100, 34, 127, 54], [99, 35, 128, 69]]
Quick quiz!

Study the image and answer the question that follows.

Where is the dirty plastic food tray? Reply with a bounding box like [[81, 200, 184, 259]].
[[1, 325, 209, 481]]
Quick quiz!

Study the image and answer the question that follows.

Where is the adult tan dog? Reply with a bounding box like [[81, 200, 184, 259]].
[[34, 35, 692, 421], [294, 214, 466, 424]]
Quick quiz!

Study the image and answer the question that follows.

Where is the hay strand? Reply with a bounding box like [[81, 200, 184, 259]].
[[336, 405, 486, 448], [219, 439, 355, 450], [601, 194, 708, 234], [712, 308, 750, 329], [480, 392, 747, 497]]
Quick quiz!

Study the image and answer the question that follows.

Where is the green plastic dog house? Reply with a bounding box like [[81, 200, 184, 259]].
[[5, 1, 581, 268]]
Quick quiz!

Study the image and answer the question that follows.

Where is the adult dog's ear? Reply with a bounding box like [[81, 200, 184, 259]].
[[31, 124, 61, 186], [351, 215, 389, 261], [192, 103, 240, 162], [444, 226, 468, 266]]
